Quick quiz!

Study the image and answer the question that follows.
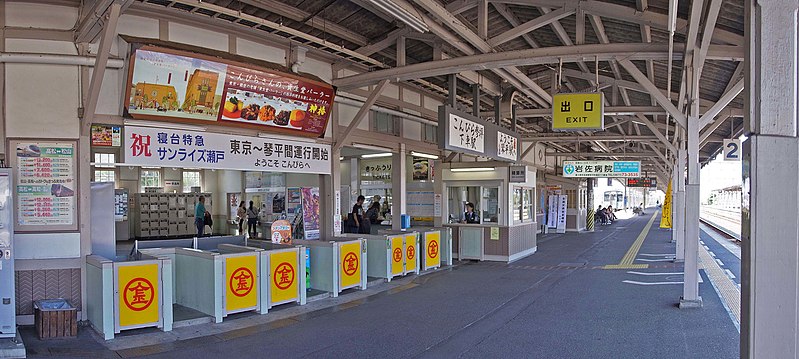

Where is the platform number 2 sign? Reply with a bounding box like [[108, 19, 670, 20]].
[[723, 139, 741, 161]]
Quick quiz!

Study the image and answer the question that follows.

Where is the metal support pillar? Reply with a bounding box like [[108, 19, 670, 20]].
[[391, 144, 407, 230], [586, 178, 595, 232], [433, 160, 445, 227], [680, 65, 702, 308], [511, 105, 517, 132], [323, 106, 342, 237], [674, 147, 686, 261], [742, 0, 799, 357]]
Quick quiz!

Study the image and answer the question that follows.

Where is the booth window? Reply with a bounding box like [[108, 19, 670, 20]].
[[372, 111, 400, 136], [140, 170, 161, 191], [182, 171, 202, 192], [422, 123, 437, 143], [566, 189, 577, 209], [93, 153, 116, 184], [513, 187, 535, 223]]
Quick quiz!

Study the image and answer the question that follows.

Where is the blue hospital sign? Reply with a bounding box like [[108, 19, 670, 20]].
[[124, 126, 331, 174]]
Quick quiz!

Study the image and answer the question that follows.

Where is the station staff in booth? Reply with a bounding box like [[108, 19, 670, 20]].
[[462, 202, 480, 224]]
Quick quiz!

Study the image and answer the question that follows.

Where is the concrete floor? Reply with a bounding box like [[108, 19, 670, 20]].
[[23, 211, 739, 358]]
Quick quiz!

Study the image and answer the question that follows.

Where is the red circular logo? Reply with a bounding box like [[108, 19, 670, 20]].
[[123, 277, 155, 312], [427, 241, 439, 259], [393, 248, 403, 263], [273, 262, 295, 290], [343, 252, 359, 276], [229, 267, 254, 297], [406, 245, 415, 260]]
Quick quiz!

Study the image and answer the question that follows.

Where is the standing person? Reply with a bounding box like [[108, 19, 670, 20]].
[[366, 201, 381, 225], [195, 196, 207, 237], [462, 202, 480, 224], [247, 201, 259, 238], [236, 201, 246, 235], [350, 195, 365, 234]]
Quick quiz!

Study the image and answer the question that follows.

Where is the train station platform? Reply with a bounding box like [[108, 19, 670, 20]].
[[20, 209, 740, 358]]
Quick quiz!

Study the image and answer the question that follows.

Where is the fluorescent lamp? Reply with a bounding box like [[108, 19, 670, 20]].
[[124, 119, 207, 132], [451, 167, 495, 172], [339, 156, 345, 161], [370, 0, 430, 33], [411, 151, 438, 160], [361, 153, 393, 159], [352, 142, 393, 152]]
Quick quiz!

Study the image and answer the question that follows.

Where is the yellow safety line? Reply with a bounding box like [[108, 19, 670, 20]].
[[603, 211, 659, 270]]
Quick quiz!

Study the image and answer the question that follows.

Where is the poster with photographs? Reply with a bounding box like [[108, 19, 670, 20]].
[[412, 158, 430, 181], [301, 187, 320, 240]]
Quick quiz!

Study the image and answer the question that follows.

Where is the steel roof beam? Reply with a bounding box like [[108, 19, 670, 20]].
[[522, 135, 660, 142], [488, 6, 575, 47], [617, 58, 687, 129], [545, 151, 658, 158], [698, 78, 744, 129]]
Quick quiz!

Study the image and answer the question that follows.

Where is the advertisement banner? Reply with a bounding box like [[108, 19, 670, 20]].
[[269, 250, 299, 305], [301, 187, 320, 240], [270, 220, 292, 244], [339, 242, 361, 289], [412, 158, 430, 181], [660, 178, 673, 229], [117, 263, 160, 329], [91, 125, 122, 147], [14, 141, 77, 231], [124, 126, 331, 174], [225, 254, 258, 313], [562, 160, 641, 178], [556, 194, 568, 234], [547, 195, 557, 228], [552, 93, 604, 131], [424, 231, 441, 269], [125, 46, 335, 138]]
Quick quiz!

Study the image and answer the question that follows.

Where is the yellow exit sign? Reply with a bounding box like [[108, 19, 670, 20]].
[[552, 93, 604, 131]]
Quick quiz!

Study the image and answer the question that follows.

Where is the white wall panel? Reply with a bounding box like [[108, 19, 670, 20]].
[[336, 102, 369, 131], [5, 3, 77, 29], [424, 97, 442, 112], [404, 121, 422, 141], [403, 90, 421, 106], [93, 68, 123, 116], [6, 63, 80, 139], [6, 39, 77, 55], [118, 15, 160, 39], [383, 83, 399, 100], [236, 38, 286, 66], [169, 23, 228, 52], [303, 57, 332, 83]]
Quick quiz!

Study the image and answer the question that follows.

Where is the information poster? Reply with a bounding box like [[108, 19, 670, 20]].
[[91, 125, 122, 147], [115, 189, 129, 221], [547, 195, 557, 229], [301, 187, 320, 240], [14, 141, 77, 231]]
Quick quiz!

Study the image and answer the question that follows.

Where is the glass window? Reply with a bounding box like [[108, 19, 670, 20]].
[[566, 189, 577, 209], [514, 187, 536, 223], [513, 189, 522, 222], [183, 171, 202, 193], [422, 124, 437, 143], [94, 153, 115, 168], [140, 170, 161, 191], [372, 111, 399, 136], [94, 170, 115, 183], [481, 187, 499, 223]]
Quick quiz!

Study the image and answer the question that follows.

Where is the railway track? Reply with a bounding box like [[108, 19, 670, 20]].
[[700, 207, 741, 244]]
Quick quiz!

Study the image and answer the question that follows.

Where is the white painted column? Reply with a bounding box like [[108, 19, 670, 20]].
[[433, 160, 445, 227], [391, 144, 407, 230], [680, 63, 702, 308], [320, 149, 341, 238], [742, 0, 799, 357], [674, 147, 686, 261]]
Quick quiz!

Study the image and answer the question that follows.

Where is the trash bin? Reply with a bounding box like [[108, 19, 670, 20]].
[[34, 299, 77, 339]]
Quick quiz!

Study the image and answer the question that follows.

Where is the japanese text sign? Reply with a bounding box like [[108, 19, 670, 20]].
[[438, 106, 520, 162], [424, 231, 441, 269], [552, 93, 604, 131], [124, 126, 331, 174], [117, 263, 160, 329], [124, 46, 335, 138], [562, 160, 641, 178], [13, 141, 77, 232], [509, 165, 528, 183], [269, 251, 299, 305], [339, 242, 361, 289], [225, 254, 258, 312], [627, 177, 657, 188]]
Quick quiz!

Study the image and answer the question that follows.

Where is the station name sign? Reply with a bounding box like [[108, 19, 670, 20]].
[[552, 93, 604, 131], [562, 160, 640, 178], [438, 105, 520, 162], [627, 177, 657, 188]]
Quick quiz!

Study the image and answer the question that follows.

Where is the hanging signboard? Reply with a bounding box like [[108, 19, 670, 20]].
[[124, 45, 335, 138], [124, 126, 331, 174], [552, 93, 604, 131], [626, 177, 658, 188], [12, 141, 78, 232], [723, 139, 741, 161], [562, 160, 641, 178], [91, 125, 122, 147], [438, 106, 520, 162], [360, 159, 392, 183], [509, 166, 527, 183]]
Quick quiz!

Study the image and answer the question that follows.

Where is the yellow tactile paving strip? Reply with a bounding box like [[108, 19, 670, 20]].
[[603, 211, 659, 270], [699, 242, 741, 324]]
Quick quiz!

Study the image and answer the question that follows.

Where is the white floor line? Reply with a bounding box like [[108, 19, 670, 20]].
[[700, 224, 742, 260], [623, 280, 683, 285], [636, 258, 674, 262], [638, 253, 677, 257], [708, 251, 716, 257], [725, 269, 736, 279], [703, 245, 710, 250], [716, 258, 725, 266], [627, 271, 684, 276]]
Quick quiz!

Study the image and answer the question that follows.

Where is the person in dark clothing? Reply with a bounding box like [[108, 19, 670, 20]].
[[462, 202, 480, 224], [195, 196, 207, 237], [596, 205, 608, 225], [366, 201, 381, 224], [246, 201, 259, 238], [350, 195, 366, 234]]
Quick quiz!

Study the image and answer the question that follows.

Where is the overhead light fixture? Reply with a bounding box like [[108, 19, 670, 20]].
[[124, 119, 207, 132], [352, 142, 393, 152], [339, 156, 345, 161], [410, 151, 438, 160], [369, 0, 430, 33], [451, 167, 495, 172], [361, 153, 393, 159]]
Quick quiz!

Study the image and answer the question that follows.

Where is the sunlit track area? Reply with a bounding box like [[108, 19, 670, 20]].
[[700, 206, 741, 242]]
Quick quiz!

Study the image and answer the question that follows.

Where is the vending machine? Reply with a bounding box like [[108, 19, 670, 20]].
[[0, 169, 15, 337]]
